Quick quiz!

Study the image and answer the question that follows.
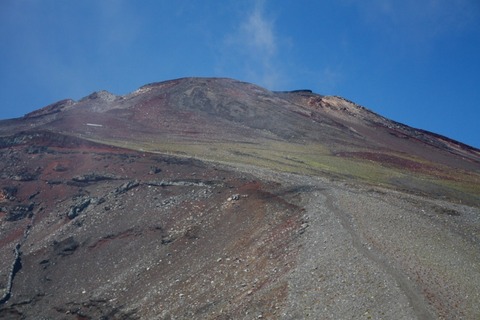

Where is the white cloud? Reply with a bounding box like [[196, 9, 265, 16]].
[[241, 1, 276, 57], [219, 1, 284, 89]]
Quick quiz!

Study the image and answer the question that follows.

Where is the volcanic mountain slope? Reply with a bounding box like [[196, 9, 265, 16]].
[[0, 77, 479, 319]]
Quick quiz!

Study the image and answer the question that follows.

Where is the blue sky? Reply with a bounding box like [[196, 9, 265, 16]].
[[1, 0, 479, 148]]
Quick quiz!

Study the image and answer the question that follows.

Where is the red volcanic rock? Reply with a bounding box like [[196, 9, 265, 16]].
[[0, 78, 479, 319]]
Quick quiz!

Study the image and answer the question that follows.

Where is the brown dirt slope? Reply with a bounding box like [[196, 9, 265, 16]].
[[0, 78, 479, 319]]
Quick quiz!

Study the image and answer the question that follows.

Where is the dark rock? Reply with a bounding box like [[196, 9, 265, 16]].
[[46, 180, 63, 185], [72, 173, 117, 183], [434, 207, 461, 216], [6, 203, 34, 221], [0, 244, 22, 305], [149, 166, 162, 174], [147, 179, 215, 187], [66, 180, 89, 187], [11, 171, 38, 181], [26, 145, 48, 154], [53, 237, 79, 256], [161, 236, 173, 245], [28, 191, 40, 200], [113, 180, 140, 195], [67, 198, 91, 219], [53, 164, 68, 172], [275, 89, 313, 94], [1, 186, 17, 201]]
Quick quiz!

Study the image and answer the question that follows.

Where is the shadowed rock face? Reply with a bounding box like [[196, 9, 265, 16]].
[[0, 77, 479, 319]]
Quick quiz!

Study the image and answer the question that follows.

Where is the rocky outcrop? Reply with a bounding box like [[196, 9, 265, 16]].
[[81, 90, 117, 103], [5, 203, 34, 222], [146, 179, 218, 188], [53, 237, 79, 256], [11, 171, 38, 182], [67, 198, 92, 219], [72, 173, 117, 183], [113, 180, 140, 196], [0, 245, 22, 305], [0, 187, 17, 202]]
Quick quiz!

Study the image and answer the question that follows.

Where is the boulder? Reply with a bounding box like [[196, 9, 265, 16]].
[[67, 198, 91, 219]]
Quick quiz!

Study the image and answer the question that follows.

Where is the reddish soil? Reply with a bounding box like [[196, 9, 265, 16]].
[[0, 133, 305, 319], [0, 77, 478, 319]]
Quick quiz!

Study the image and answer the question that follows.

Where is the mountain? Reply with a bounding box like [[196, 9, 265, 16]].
[[0, 77, 479, 319]]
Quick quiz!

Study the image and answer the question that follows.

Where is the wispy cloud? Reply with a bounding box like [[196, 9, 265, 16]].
[[219, 1, 284, 89], [241, 1, 276, 57]]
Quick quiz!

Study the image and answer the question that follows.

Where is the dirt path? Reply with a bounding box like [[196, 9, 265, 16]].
[[280, 182, 421, 319], [212, 165, 432, 318], [167, 160, 479, 318], [322, 189, 435, 319]]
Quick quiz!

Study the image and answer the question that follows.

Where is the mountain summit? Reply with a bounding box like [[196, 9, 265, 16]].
[[1, 78, 479, 319]]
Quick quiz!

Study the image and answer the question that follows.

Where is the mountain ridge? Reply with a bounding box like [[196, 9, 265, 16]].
[[0, 77, 479, 319], [12, 77, 480, 155], [2, 77, 477, 204]]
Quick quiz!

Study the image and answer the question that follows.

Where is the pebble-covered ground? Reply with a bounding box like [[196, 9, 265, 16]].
[[242, 167, 479, 319]]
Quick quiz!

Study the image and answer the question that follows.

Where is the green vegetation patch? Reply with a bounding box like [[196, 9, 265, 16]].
[[84, 135, 479, 205]]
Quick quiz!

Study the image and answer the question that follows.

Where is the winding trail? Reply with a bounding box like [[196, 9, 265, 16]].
[[216, 164, 437, 318], [265, 166, 436, 318], [322, 189, 435, 319]]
